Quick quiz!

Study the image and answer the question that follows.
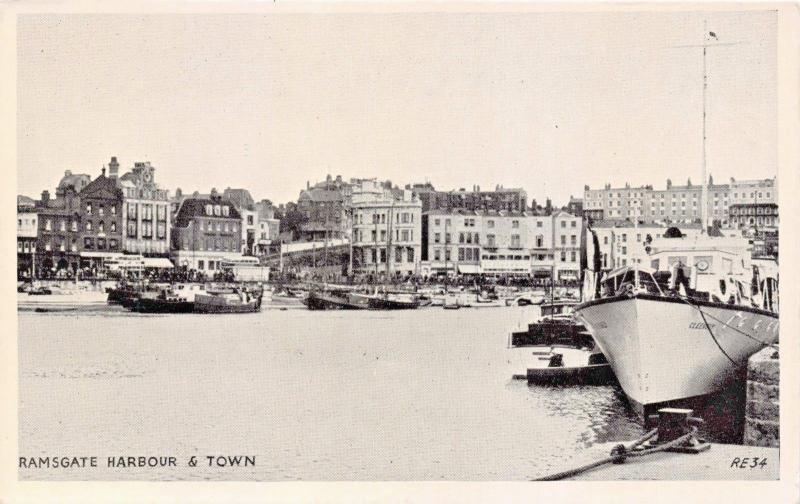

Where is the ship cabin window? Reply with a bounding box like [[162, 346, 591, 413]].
[[601, 269, 662, 297]]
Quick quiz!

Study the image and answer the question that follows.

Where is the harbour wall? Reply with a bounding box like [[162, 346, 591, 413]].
[[744, 346, 779, 448]]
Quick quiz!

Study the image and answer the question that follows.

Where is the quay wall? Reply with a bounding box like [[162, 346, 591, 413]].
[[744, 346, 779, 448]]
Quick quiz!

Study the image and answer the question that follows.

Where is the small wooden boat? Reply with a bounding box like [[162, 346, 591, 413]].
[[132, 290, 194, 313], [27, 286, 53, 296], [526, 352, 614, 385], [303, 289, 366, 310], [193, 289, 263, 314], [367, 294, 420, 310]]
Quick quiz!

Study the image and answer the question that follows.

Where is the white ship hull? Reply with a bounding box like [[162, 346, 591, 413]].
[[574, 294, 778, 411]]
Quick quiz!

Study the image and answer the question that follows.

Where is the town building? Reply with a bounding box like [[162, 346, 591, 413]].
[[350, 179, 421, 277], [56, 170, 92, 197], [223, 188, 258, 255], [77, 168, 124, 269], [254, 199, 281, 256], [727, 177, 779, 230], [34, 188, 82, 275], [170, 191, 244, 272], [419, 209, 582, 281], [409, 183, 528, 213], [583, 176, 778, 230], [113, 158, 171, 256], [296, 174, 352, 241], [17, 196, 38, 279]]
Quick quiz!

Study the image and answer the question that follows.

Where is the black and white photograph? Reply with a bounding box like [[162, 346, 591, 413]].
[[4, 2, 799, 502]]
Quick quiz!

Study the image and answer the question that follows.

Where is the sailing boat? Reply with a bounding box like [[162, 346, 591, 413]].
[[572, 27, 779, 416]]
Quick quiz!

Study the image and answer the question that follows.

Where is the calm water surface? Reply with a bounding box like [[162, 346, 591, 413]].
[[20, 306, 654, 480]]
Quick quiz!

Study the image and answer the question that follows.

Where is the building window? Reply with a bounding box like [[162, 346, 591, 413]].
[[571, 221, 576, 228], [487, 220, 495, 228], [223, 206, 230, 217], [205, 205, 213, 215], [560, 235, 566, 245], [512, 220, 519, 229], [157, 223, 166, 239], [198, 260, 205, 270], [247, 215, 253, 225], [59, 220, 66, 232], [99, 205, 104, 217], [486, 234, 495, 247], [560, 251, 566, 262], [561, 221, 566, 228], [434, 249, 440, 261], [408, 248, 414, 262], [86, 203, 92, 215], [127, 222, 137, 237], [571, 251, 576, 262], [86, 221, 92, 232], [84, 237, 94, 249]]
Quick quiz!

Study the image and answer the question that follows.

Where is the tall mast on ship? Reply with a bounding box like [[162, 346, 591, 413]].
[[701, 20, 710, 235]]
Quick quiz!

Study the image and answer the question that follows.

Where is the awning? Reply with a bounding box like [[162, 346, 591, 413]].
[[142, 258, 174, 268], [80, 251, 124, 259], [457, 264, 481, 274], [533, 270, 552, 278]]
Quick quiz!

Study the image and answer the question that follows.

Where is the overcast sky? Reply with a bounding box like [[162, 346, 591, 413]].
[[17, 10, 776, 206]]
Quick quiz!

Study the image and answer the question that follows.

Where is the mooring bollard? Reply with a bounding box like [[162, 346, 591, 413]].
[[643, 408, 710, 454]]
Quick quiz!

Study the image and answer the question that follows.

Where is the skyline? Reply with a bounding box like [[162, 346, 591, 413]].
[[18, 11, 777, 206]]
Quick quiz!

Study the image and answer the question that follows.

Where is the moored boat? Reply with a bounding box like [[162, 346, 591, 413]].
[[194, 288, 263, 314], [574, 233, 779, 415], [367, 293, 420, 310], [132, 291, 195, 313]]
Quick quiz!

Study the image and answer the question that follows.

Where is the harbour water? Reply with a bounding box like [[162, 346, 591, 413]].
[[18, 305, 741, 480]]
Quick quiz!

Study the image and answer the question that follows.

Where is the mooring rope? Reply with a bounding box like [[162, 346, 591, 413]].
[[535, 427, 698, 481], [676, 295, 779, 355]]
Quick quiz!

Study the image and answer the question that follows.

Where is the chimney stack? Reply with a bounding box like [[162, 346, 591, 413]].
[[109, 156, 119, 179], [41, 190, 50, 204]]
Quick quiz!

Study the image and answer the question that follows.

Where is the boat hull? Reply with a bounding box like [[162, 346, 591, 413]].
[[367, 297, 420, 310], [132, 298, 195, 313], [574, 294, 779, 410], [193, 294, 262, 314], [526, 363, 614, 385], [303, 291, 365, 310]]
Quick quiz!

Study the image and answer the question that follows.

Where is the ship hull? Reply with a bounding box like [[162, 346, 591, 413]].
[[574, 294, 778, 411]]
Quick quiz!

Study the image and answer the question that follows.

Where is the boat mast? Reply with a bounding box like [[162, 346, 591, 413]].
[[701, 19, 709, 235], [634, 195, 640, 291]]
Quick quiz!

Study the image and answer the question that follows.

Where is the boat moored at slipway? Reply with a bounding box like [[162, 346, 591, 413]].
[[574, 233, 779, 416]]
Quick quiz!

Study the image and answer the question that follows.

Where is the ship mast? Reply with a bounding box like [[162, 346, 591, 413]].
[[701, 19, 709, 235]]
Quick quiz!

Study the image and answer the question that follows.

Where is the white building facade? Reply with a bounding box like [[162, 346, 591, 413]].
[[350, 179, 422, 277]]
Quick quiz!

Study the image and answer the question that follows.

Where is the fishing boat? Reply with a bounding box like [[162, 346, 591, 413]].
[[131, 289, 195, 313], [525, 348, 613, 385], [303, 287, 367, 310], [574, 233, 779, 415], [366, 292, 420, 310], [510, 299, 590, 347], [194, 288, 263, 314]]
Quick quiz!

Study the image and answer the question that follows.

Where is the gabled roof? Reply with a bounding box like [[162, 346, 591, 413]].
[[79, 174, 123, 200], [173, 198, 242, 227]]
